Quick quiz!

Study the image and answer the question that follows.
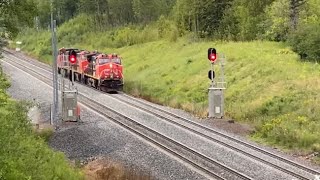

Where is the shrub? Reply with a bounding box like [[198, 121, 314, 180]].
[[0, 64, 83, 179], [256, 114, 320, 150], [0, 102, 84, 180], [288, 22, 320, 61], [169, 24, 179, 42], [156, 16, 179, 42]]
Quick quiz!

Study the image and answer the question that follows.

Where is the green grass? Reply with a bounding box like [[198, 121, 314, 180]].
[[12, 16, 320, 159], [0, 65, 83, 179]]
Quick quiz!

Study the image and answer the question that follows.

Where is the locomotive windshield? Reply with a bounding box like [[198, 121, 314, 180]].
[[112, 58, 121, 64], [99, 58, 111, 65]]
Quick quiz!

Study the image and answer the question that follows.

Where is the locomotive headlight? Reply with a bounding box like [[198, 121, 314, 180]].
[[110, 64, 113, 68]]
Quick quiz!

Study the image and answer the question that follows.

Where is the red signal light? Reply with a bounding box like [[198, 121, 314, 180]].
[[69, 55, 76, 64], [210, 54, 216, 61], [208, 48, 217, 63], [69, 50, 77, 64]]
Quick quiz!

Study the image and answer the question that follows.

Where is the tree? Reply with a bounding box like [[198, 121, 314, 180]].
[[0, 0, 37, 38], [0, 0, 37, 57], [220, 0, 275, 40], [133, 0, 174, 24], [107, 0, 135, 26], [197, 0, 233, 37], [174, 0, 233, 38], [288, 0, 320, 60], [264, 0, 290, 41], [289, 0, 306, 30]]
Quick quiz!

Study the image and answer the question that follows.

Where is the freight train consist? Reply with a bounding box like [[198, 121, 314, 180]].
[[57, 48, 124, 92]]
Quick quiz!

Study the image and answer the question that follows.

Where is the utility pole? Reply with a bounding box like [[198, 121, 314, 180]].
[[50, 0, 59, 125]]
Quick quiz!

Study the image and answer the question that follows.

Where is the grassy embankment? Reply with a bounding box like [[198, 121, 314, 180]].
[[14, 15, 320, 162], [0, 65, 83, 179]]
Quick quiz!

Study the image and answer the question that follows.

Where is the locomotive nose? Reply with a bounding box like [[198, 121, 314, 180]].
[[101, 63, 121, 80]]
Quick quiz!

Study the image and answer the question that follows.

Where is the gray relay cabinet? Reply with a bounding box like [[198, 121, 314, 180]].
[[208, 87, 224, 118], [61, 90, 79, 122]]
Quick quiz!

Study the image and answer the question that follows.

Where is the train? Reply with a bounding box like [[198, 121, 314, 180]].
[[57, 48, 124, 92]]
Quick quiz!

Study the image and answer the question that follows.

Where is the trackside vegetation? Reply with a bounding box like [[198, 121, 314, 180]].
[[0, 66, 83, 179], [14, 13, 320, 162]]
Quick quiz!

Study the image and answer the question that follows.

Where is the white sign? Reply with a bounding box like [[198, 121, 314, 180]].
[[68, 110, 73, 117], [215, 107, 221, 114]]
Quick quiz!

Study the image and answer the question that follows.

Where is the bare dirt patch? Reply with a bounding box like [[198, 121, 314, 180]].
[[83, 158, 153, 180], [202, 118, 254, 137]]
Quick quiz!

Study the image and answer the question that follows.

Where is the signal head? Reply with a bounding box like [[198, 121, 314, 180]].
[[69, 50, 77, 64], [208, 70, 215, 80], [208, 48, 217, 63]]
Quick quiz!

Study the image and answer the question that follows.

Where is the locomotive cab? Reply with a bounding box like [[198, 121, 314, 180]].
[[85, 53, 98, 76]]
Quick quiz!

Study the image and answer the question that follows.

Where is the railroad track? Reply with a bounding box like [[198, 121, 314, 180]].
[[2, 52, 253, 180], [3, 50, 320, 180], [115, 94, 320, 178]]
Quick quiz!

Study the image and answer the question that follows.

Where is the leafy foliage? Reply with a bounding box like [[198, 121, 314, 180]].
[[0, 38, 8, 58], [21, 0, 319, 60], [264, 0, 290, 41], [287, 0, 320, 60], [0, 66, 83, 179], [288, 22, 320, 61], [173, 0, 233, 38], [0, 0, 37, 38], [34, 0, 175, 29]]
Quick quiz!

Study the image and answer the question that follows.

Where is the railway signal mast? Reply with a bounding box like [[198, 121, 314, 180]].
[[59, 49, 80, 122], [207, 48, 226, 119], [50, 0, 79, 124], [50, 0, 59, 125]]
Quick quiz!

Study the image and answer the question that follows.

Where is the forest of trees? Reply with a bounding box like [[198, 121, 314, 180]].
[[1, 0, 320, 60]]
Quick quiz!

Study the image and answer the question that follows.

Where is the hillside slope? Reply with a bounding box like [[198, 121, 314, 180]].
[[14, 23, 320, 160]]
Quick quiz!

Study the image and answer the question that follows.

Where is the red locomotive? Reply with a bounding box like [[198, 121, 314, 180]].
[[57, 48, 124, 92]]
